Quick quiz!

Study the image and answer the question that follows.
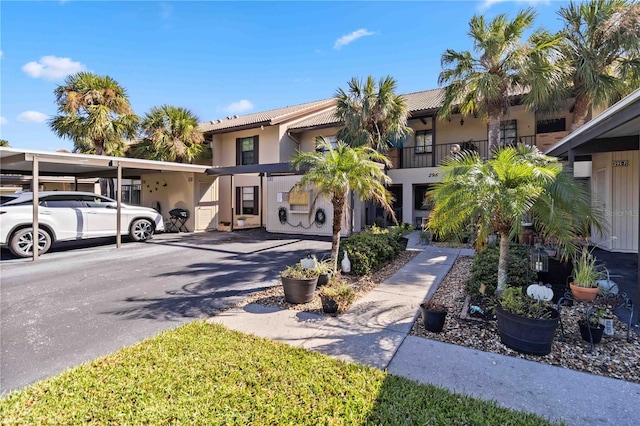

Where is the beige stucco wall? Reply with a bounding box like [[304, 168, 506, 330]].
[[140, 172, 196, 231], [212, 126, 280, 167], [266, 175, 358, 236]]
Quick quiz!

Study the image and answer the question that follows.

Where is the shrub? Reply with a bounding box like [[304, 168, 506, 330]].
[[467, 243, 532, 295], [339, 230, 402, 275]]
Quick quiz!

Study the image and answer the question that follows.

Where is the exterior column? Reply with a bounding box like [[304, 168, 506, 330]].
[[31, 155, 39, 261], [402, 183, 413, 225]]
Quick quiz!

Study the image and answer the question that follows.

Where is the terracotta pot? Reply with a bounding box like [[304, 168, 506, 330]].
[[569, 283, 599, 302]]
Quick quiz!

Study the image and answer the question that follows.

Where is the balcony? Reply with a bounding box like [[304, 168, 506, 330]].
[[392, 135, 536, 169]]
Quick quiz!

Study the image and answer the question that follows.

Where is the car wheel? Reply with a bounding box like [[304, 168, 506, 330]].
[[130, 219, 154, 242], [9, 228, 52, 258]]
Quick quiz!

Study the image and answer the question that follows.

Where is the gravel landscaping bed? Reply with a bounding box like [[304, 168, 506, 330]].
[[410, 256, 640, 384], [233, 246, 639, 384], [234, 250, 419, 315]]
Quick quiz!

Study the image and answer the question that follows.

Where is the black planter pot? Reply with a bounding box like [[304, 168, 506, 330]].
[[321, 296, 339, 314], [495, 306, 560, 356], [578, 320, 605, 344], [420, 304, 448, 333], [396, 237, 409, 251], [281, 276, 319, 304], [317, 273, 332, 286], [550, 283, 570, 304]]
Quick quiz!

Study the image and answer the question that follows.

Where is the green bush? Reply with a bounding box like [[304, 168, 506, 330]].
[[467, 243, 532, 295], [339, 230, 402, 275]]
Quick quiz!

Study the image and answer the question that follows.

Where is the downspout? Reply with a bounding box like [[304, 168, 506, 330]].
[[259, 172, 264, 228], [230, 174, 234, 232]]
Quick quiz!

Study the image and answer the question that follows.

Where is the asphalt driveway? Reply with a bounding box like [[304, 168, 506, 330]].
[[0, 229, 331, 394]]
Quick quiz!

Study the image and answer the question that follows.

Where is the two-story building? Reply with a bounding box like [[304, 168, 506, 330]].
[[201, 87, 582, 236]]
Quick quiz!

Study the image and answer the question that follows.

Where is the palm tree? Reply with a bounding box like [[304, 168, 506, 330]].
[[334, 75, 412, 152], [48, 72, 139, 156], [48, 72, 139, 196], [438, 9, 563, 153], [291, 138, 395, 272], [130, 105, 206, 163], [555, 0, 640, 132], [0, 139, 9, 147], [427, 144, 601, 295], [72, 137, 127, 157]]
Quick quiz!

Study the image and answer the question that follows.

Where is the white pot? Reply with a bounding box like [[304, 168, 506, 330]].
[[237, 219, 246, 227]]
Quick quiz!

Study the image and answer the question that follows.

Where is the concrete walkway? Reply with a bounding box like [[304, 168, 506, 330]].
[[211, 231, 640, 426]]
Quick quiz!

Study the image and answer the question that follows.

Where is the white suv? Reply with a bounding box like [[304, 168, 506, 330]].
[[0, 191, 164, 258]]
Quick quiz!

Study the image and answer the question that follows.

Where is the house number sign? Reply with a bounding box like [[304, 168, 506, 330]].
[[612, 160, 628, 167]]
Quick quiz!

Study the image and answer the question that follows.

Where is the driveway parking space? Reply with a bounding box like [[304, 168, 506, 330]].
[[0, 229, 331, 393]]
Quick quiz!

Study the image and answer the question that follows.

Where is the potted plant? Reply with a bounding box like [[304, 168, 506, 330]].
[[570, 246, 603, 302], [237, 216, 247, 227], [319, 277, 355, 313], [389, 223, 414, 250], [494, 286, 560, 355], [280, 263, 319, 304], [314, 257, 333, 286], [578, 306, 606, 344], [420, 299, 448, 332]]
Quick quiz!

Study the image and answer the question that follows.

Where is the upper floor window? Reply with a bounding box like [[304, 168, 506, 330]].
[[498, 120, 517, 145], [315, 136, 338, 152], [536, 118, 566, 134], [415, 130, 432, 154], [236, 136, 259, 166]]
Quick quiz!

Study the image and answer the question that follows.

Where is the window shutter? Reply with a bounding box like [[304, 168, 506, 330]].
[[253, 186, 259, 213], [236, 138, 242, 166], [253, 135, 259, 164], [235, 186, 241, 213]]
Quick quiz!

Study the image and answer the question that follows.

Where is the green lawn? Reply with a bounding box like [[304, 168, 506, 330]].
[[0, 321, 555, 425]]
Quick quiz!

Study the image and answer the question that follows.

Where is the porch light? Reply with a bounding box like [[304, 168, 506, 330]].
[[530, 247, 549, 272]]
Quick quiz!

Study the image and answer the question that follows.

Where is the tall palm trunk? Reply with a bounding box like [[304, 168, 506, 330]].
[[487, 114, 502, 155], [330, 192, 346, 273], [496, 232, 511, 296], [570, 93, 590, 132]]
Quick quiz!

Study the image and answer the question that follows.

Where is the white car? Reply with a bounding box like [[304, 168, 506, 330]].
[[0, 191, 164, 258]]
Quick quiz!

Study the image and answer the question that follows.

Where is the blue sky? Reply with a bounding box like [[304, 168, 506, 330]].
[[1, 0, 571, 152]]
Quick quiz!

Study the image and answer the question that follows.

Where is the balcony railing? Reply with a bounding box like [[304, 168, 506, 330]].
[[394, 136, 536, 169]]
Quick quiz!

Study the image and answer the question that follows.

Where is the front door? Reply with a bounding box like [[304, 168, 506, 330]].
[[195, 180, 216, 231]]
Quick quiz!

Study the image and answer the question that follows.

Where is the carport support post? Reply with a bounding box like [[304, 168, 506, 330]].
[[116, 161, 122, 248], [31, 155, 39, 261]]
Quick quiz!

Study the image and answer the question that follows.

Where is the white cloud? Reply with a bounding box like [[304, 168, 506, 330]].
[[18, 111, 49, 123], [0, 51, 3, 59], [22, 56, 87, 80], [334, 29, 375, 50], [224, 100, 254, 114], [0, 116, 8, 125]]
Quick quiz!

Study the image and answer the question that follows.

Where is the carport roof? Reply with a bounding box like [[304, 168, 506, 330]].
[[0, 147, 210, 178], [207, 162, 308, 176]]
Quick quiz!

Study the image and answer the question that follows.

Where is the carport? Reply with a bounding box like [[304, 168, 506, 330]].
[[0, 147, 210, 260]]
